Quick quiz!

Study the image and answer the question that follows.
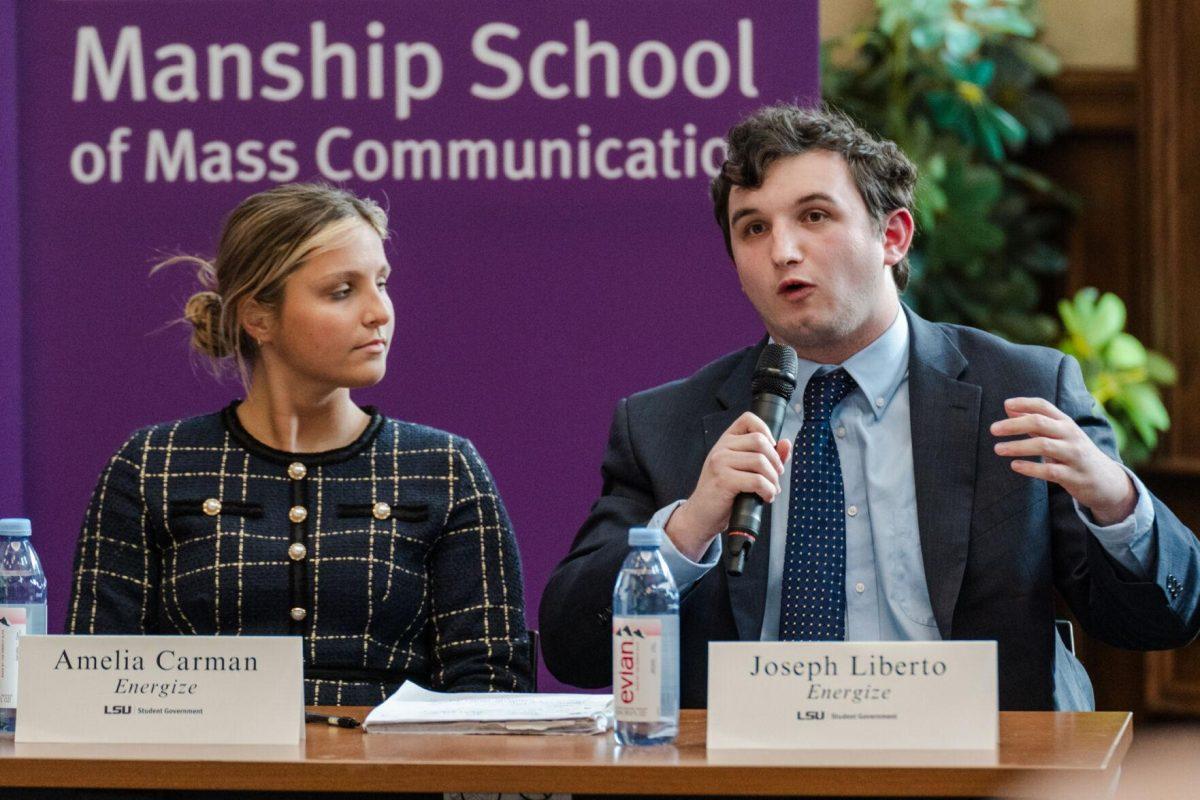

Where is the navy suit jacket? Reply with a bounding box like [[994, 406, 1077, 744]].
[[539, 307, 1200, 710]]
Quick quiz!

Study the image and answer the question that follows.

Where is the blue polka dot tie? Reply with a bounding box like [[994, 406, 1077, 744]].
[[780, 368, 858, 641]]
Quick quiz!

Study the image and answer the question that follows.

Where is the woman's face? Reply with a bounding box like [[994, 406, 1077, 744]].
[[264, 221, 394, 392]]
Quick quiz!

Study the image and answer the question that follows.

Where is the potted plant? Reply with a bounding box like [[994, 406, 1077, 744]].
[[823, 0, 1174, 463]]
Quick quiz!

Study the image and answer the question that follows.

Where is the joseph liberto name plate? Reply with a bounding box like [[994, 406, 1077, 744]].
[[15, 635, 304, 744], [707, 641, 997, 750]]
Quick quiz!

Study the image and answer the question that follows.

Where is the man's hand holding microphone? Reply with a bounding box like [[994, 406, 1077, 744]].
[[665, 345, 800, 574]]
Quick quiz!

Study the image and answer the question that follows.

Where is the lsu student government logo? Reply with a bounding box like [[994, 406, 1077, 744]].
[[104, 705, 132, 715], [796, 710, 825, 721]]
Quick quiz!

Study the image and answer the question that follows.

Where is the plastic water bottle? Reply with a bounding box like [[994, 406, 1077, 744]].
[[0, 518, 48, 736], [612, 526, 679, 745]]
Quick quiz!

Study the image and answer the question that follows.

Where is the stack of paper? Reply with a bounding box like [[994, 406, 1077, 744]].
[[363, 681, 613, 735]]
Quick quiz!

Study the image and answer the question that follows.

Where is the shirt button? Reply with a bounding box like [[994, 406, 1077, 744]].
[[835, 426, 846, 438], [290, 607, 307, 622], [288, 505, 308, 524], [287, 462, 307, 481], [794, 403, 803, 413], [372, 501, 392, 521], [847, 505, 858, 517], [875, 397, 885, 408], [855, 582, 866, 594], [287, 542, 307, 561], [202, 498, 221, 516]]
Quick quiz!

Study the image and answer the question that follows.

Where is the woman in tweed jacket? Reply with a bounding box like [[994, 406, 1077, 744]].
[[68, 184, 532, 705]]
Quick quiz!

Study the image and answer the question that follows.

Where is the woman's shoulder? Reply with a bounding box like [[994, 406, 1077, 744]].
[[375, 416, 500, 468], [111, 410, 229, 458], [376, 416, 467, 451]]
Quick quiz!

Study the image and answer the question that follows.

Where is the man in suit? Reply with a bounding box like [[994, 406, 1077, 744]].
[[539, 104, 1200, 711]]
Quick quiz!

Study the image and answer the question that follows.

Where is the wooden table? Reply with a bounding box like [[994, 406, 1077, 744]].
[[0, 709, 1132, 797]]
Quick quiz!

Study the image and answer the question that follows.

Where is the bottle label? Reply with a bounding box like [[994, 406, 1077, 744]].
[[613, 615, 664, 722], [0, 606, 27, 709]]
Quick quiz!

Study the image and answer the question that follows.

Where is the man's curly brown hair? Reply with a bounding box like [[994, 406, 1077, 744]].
[[710, 103, 917, 291]]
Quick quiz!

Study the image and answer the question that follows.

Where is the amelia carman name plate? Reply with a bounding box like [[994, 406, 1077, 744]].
[[15, 635, 304, 744], [707, 641, 997, 750]]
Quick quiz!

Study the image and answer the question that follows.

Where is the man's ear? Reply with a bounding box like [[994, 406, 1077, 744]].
[[881, 208, 915, 267], [240, 298, 273, 346]]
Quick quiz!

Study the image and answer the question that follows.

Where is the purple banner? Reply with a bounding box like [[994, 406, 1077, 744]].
[[12, 0, 818, 690], [1, 0, 21, 515]]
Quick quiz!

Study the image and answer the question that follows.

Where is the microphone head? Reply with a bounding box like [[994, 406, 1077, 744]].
[[750, 344, 799, 399]]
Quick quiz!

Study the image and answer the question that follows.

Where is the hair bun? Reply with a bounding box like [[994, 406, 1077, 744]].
[[183, 290, 229, 358]]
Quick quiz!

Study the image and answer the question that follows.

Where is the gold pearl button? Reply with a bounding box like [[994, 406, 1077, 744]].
[[288, 506, 308, 524], [287, 542, 307, 561], [202, 498, 221, 516], [290, 607, 307, 622], [287, 462, 307, 481], [372, 502, 392, 521]]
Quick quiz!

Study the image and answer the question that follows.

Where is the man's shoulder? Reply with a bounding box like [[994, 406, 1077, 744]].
[[624, 343, 758, 414], [923, 317, 1066, 375]]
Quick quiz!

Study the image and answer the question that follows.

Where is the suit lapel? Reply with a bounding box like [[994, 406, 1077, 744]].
[[704, 339, 765, 451], [905, 307, 981, 639], [706, 340, 773, 642]]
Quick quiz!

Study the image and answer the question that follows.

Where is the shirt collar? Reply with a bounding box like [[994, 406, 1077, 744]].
[[772, 305, 910, 421]]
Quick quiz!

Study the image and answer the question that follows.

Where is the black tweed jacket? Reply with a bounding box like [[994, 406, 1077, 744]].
[[68, 403, 532, 705]]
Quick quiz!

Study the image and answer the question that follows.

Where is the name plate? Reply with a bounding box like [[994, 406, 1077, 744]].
[[707, 641, 997, 750], [16, 635, 304, 744]]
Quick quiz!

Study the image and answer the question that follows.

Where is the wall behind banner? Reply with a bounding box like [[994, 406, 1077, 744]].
[[2, 0, 818, 690]]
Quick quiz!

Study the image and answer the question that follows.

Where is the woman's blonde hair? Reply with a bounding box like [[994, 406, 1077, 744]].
[[160, 183, 389, 386]]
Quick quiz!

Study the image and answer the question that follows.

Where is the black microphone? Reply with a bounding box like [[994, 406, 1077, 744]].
[[723, 343, 799, 576]]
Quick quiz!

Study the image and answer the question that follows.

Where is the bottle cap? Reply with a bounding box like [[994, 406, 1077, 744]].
[[0, 518, 32, 538], [628, 526, 663, 547]]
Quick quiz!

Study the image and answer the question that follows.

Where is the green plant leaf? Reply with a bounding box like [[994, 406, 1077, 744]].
[[1057, 279, 1171, 452], [1108, 413, 1129, 453], [976, 115, 1006, 160], [927, 91, 966, 126], [944, 20, 983, 59], [1029, 314, 1060, 344], [996, 310, 1058, 344], [1018, 242, 1067, 275], [961, 58, 996, 87], [1000, 162, 1065, 198], [911, 23, 943, 51], [1145, 351, 1178, 385], [914, 177, 948, 230], [965, 6, 1036, 37], [985, 105, 1028, 149], [1012, 40, 1061, 76], [1105, 333, 1147, 370], [1016, 92, 1072, 144], [1119, 383, 1170, 432], [1008, 268, 1040, 307], [1073, 286, 1100, 311], [1085, 292, 1126, 349], [878, 5, 908, 36], [1118, 402, 1158, 450], [1058, 298, 1082, 337]]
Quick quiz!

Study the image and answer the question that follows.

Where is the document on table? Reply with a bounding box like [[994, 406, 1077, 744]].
[[363, 681, 613, 735]]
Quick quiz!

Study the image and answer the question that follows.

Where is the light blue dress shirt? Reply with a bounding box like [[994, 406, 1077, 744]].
[[650, 307, 1158, 709]]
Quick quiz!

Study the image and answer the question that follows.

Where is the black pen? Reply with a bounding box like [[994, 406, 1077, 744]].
[[305, 711, 361, 729]]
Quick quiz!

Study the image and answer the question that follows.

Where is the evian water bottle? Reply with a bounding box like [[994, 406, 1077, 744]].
[[612, 526, 679, 745], [0, 518, 48, 735]]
